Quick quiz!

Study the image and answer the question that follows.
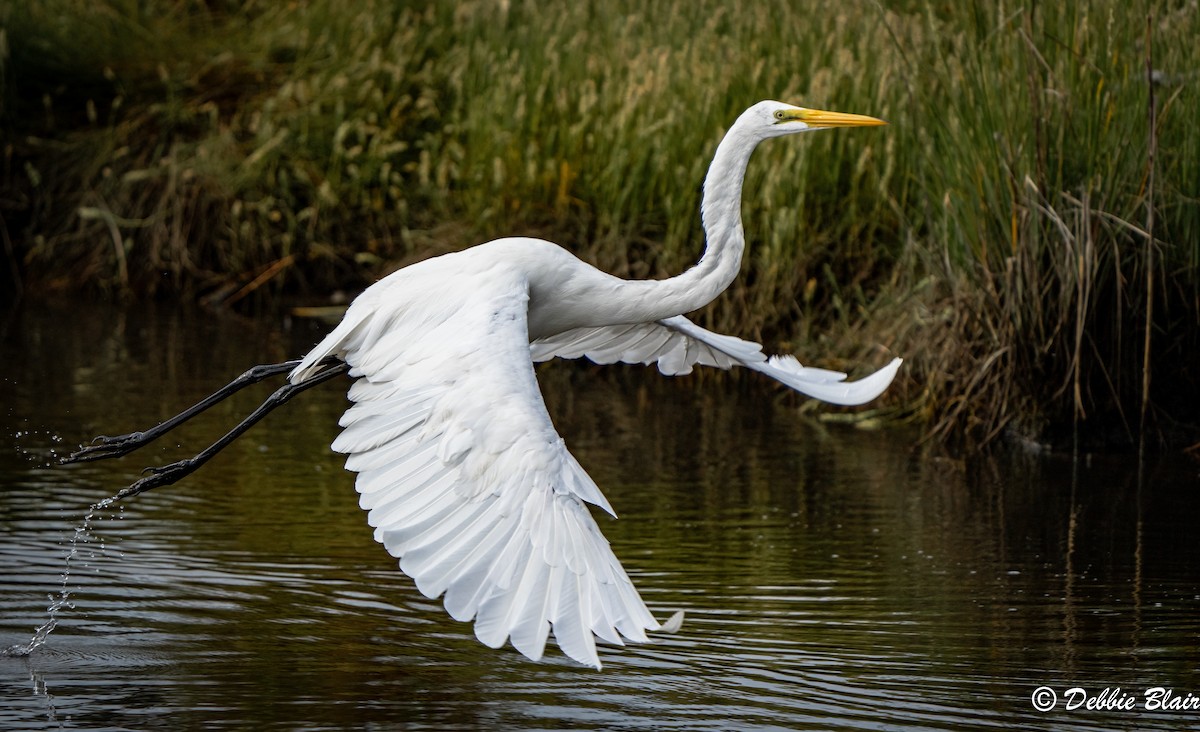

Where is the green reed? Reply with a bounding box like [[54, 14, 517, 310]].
[[889, 2, 1199, 445], [3, 0, 1196, 447]]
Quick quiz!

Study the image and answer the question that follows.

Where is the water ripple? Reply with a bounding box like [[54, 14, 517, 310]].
[[4, 302, 1200, 730]]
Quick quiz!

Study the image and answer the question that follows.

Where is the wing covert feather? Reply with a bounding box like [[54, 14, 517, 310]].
[[532, 314, 901, 406]]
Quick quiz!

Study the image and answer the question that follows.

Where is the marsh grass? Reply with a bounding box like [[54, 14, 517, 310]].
[[889, 3, 1200, 445], [3, 0, 1197, 447]]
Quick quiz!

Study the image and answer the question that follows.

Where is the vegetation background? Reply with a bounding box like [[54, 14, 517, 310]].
[[2, 0, 1197, 450]]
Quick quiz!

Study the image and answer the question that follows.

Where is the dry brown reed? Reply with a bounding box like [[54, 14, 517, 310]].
[[2, 0, 1197, 449]]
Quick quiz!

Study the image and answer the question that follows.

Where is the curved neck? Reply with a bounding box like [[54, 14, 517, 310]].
[[613, 119, 759, 321]]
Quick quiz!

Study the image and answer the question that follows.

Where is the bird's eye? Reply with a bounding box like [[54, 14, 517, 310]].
[[774, 110, 786, 121]]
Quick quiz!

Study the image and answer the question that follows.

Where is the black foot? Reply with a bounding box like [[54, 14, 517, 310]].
[[113, 459, 197, 501], [64, 432, 149, 464]]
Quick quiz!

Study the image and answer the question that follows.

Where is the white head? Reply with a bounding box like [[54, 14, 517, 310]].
[[737, 100, 887, 140]]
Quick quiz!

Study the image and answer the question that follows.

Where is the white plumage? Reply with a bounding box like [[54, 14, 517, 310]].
[[289, 101, 901, 668]]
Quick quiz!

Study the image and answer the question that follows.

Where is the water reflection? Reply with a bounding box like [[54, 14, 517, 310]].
[[2, 300, 1199, 730]]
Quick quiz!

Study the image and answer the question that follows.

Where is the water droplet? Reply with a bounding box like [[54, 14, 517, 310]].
[[3, 500, 112, 657]]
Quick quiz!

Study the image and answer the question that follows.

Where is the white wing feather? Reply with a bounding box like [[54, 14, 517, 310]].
[[532, 314, 902, 406], [290, 264, 657, 669]]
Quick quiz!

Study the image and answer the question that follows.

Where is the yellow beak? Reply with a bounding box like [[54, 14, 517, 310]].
[[795, 108, 887, 128]]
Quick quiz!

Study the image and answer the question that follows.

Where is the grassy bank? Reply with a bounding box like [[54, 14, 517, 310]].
[[3, 0, 1197, 449]]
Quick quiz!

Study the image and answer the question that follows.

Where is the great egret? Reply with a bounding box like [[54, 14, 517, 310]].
[[68, 100, 901, 669]]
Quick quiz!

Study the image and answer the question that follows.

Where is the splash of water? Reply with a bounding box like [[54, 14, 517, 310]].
[[2, 497, 115, 658]]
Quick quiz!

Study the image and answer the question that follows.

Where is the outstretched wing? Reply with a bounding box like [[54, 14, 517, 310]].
[[291, 267, 662, 669], [532, 315, 902, 406]]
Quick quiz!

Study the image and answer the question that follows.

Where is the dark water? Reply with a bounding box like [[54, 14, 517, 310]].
[[2, 300, 1198, 731]]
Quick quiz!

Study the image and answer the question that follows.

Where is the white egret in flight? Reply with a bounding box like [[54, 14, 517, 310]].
[[69, 100, 902, 668]]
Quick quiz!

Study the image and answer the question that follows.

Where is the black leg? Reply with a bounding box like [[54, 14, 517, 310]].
[[65, 356, 340, 464], [111, 359, 351, 501]]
